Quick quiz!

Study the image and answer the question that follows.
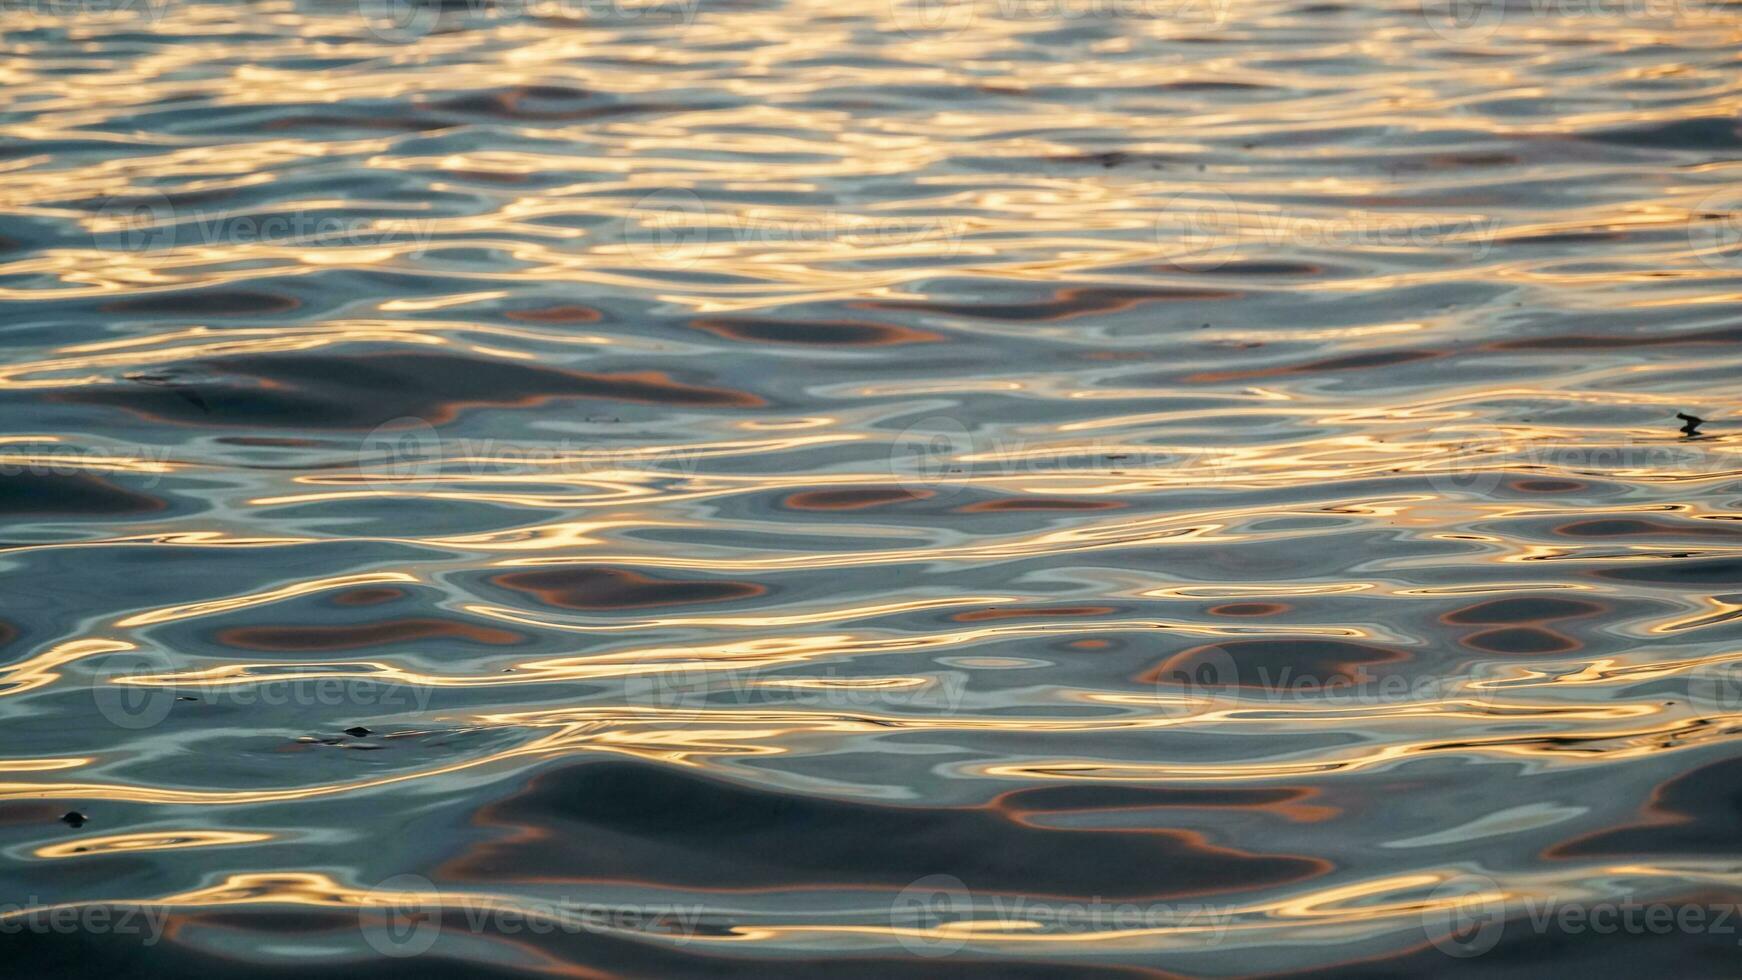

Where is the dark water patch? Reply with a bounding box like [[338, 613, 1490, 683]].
[[783, 487, 933, 510], [861, 286, 1239, 321], [1153, 80, 1276, 92], [448, 762, 1326, 897], [102, 289, 300, 317], [1596, 558, 1742, 585], [1442, 597, 1602, 625], [0, 802, 67, 827], [1208, 602, 1290, 617], [951, 605, 1118, 623], [503, 304, 602, 323], [1497, 230, 1631, 246], [1047, 151, 1169, 169], [216, 618, 527, 652], [996, 783, 1335, 826], [56, 351, 764, 428], [1493, 323, 1742, 350], [491, 566, 766, 610], [214, 436, 331, 448], [1551, 756, 1742, 858], [1461, 626, 1579, 655], [1183, 260, 1330, 277], [0, 473, 165, 517], [1512, 479, 1586, 493], [428, 85, 686, 122], [1584, 115, 1742, 150], [693, 317, 941, 346], [1558, 518, 1742, 539], [329, 587, 409, 607]]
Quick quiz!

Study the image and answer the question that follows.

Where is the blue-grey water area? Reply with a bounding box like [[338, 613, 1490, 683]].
[[2, 0, 1742, 975]]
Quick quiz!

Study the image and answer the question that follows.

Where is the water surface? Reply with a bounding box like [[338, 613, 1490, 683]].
[[3, 0, 1742, 974]]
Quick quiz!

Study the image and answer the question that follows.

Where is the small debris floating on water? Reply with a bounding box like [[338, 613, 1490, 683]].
[[1676, 412, 1705, 436], [344, 726, 373, 737], [60, 811, 87, 828]]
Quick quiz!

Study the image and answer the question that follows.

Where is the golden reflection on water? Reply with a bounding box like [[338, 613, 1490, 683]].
[[3, 0, 1742, 972]]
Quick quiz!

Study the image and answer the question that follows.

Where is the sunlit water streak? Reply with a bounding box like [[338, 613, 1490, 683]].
[[2, 0, 1742, 974]]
